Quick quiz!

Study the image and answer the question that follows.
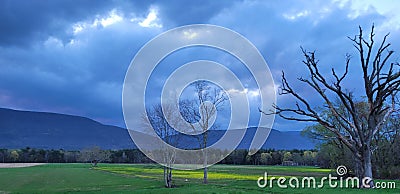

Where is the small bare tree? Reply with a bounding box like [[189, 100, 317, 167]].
[[261, 25, 399, 188], [79, 146, 110, 167], [144, 103, 182, 188], [179, 80, 228, 184]]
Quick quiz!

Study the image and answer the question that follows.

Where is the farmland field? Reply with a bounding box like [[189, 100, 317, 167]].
[[0, 163, 398, 193]]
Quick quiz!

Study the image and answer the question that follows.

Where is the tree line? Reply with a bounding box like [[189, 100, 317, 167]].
[[0, 146, 152, 164], [0, 146, 319, 166]]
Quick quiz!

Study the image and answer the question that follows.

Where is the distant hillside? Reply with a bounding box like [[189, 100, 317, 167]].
[[0, 108, 316, 150], [0, 108, 135, 150], [171, 127, 316, 150]]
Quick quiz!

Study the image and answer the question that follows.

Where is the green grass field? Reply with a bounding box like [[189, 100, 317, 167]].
[[0, 163, 398, 193]]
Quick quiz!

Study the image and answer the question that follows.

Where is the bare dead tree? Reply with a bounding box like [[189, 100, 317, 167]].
[[144, 103, 182, 188], [261, 25, 400, 188], [180, 80, 228, 184], [79, 146, 111, 167]]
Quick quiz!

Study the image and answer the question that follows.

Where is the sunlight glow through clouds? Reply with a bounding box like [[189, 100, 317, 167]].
[[183, 30, 198, 39], [281, 5, 334, 25], [93, 9, 123, 27], [138, 7, 162, 28], [335, 0, 400, 29], [283, 10, 310, 20], [44, 36, 63, 48], [227, 88, 260, 98], [72, 23, 84, 34], [71, 9, 124, 35]]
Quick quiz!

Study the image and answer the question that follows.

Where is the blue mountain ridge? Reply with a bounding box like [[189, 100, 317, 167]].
[[0, 108, 316, 150]]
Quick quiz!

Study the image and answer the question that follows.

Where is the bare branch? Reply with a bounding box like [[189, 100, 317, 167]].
[[262, 26, 399, 183]]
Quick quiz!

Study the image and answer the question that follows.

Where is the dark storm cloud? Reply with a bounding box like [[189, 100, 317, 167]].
[[0, 0, 232, 46], [0, 18, 161, 126], [0, 0, 398, 130], [0, 0, 113, 46], [155, 0, 239, 26]]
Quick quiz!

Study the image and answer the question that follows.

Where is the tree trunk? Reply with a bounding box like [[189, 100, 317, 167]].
[[361, 146, 374, 188], [164, 167, 168, 187], [203, 167, 208, 184], [91, 159, 98, 167], [164, 167, 173, 188], [354, 156, 362, 182], [354, 145, 374, 188], [168, 168, 172, 187], [203, 149, 208, 184]]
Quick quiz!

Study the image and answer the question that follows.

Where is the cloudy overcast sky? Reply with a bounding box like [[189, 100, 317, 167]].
[[1, 0, 399, 131]]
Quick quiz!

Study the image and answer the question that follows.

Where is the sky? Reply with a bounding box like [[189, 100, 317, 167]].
[[0, 0, 400, 131]]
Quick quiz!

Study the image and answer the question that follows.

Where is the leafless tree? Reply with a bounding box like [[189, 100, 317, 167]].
[[79, 146, 110, 167], [180, 80, 228, 184], [261, 25, 400, 188], [144, 103, 183, 188]]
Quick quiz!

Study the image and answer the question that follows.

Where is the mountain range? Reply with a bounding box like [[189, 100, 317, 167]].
[[0, 108, 316, 150]]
